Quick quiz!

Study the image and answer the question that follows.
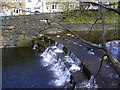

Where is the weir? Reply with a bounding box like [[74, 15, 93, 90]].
[[32, 34, 120, 88]]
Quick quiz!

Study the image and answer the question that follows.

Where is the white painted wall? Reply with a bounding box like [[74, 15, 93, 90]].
[[25, 0, 117, 14], [25, 0, 45, 14], [25, 0, 60, 14]]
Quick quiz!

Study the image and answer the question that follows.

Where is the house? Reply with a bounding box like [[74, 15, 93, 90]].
[[0, 0, 79, 15], [25, 0, 79, 14], [0, 0, 119, 16], [0, 0, 25, 16]]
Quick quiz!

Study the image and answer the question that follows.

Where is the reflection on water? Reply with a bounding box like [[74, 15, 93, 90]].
[[2, 47, 54, 88]]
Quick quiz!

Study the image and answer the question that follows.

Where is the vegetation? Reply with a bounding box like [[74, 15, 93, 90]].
[[61, 10, 118, 24], [57, 30, 119, 44]]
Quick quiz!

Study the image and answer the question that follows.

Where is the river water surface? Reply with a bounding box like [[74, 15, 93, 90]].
[[2, 47, 54, 88]]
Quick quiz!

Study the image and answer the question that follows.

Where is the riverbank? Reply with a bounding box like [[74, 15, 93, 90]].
[[34, 34, 120, 88], [2, 12, 118, 48], [61, 10, 118, 24], [1, 28, 119, 48]]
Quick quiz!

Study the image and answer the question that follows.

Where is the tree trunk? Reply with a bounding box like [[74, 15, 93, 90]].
[[100, 4, 120, 75], [118, 1, 120, 15]]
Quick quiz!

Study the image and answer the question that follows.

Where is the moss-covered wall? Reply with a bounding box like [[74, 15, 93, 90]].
[[1, 13, 118, 47]]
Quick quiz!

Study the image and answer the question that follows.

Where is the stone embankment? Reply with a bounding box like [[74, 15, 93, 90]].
[[32, 34, 120, 88], [1, 13, 118, 48]]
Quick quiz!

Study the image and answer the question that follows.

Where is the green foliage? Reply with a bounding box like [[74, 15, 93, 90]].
[[61, 10, 118, 24], [76, 30, 119, 44], [59, 30, 119, 44], [104, 11, 118, 23], [17, 40, 32, 47]]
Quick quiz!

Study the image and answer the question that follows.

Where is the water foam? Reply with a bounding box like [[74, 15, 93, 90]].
[[40, 44, 82, 87], [40, 43, 97, 88], [76, 76, 98, 88], [41, 46, 71, 86]]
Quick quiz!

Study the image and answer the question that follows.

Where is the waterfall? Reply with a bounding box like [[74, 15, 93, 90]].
[[32, 44, 38, 50], [40, 42, 98, 88], [76, 75, 98, 88], [41, 45, 71, 86], [55, 42, 64, 50]]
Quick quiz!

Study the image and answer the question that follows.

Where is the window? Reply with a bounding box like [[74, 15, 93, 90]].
[[46, 6, 49, 9], [26, 8, 31, 12], [14, 8, 20, 14], [38, 0, 41, 2], [52, 4, 58, 9], [52, 5, 54, 9], [28, 0, 32, 2], [69, 4, 74, 8], [12, 0, 21, 2], [55, 4, 57, 9], [34, 7, 40, 10]]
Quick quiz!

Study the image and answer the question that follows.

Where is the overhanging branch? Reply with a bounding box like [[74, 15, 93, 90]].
[[83, 2, 120, 15], [47, 18, 103, 49]]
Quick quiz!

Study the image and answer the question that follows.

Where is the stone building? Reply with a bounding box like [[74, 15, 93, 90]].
[[0, 0, 119, 16], [0, 0, 79, 15], [25, 0, 79, 14], [0, 0, 25, 16]]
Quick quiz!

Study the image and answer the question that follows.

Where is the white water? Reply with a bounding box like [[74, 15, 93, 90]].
[[62, 38, 120, 57], [33, 39, 120, 88], [32, 44, 38, 50], [106, 40, 120, 57], [76, 76, 98, 88], [40, 43, 82, 87], [87, 49, 95, 55], [88, 40, 120, 57], [40, 42, 98, 88], [41, 46, 71, 86]]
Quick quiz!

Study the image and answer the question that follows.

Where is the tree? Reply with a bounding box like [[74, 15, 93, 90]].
[[43, 1, 120, 76]]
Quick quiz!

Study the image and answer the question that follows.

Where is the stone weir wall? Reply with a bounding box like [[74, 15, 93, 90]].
[[33, 36, 94, 88], [32, 35, 120, 88], [1, 12, 118, 48], [1, 13, 63, 48]]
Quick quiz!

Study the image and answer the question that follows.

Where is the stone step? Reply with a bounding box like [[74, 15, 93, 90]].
[[42, 34, 120, 88]]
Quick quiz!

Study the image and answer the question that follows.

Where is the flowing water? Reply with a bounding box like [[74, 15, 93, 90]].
[[2, 43, 98, 88], [39, 42, 98, 88], [2, 47, 54, 88]]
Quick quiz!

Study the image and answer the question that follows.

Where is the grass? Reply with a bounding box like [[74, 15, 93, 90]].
[[74, 30, 119, 44], [61, 10, 118, 24], [58, 30, 119, 44], [59, 10, 119, 44]]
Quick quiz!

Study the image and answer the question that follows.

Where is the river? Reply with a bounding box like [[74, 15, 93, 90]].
[[2, 47, 54, 88]]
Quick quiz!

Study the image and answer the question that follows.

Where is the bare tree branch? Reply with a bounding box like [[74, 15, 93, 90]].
[[47, 18, 103, 49], [88, 17, 101, 37], [106, 30, 118, 39], [100, 5, 120, 75], [95, 54, 107, 78]]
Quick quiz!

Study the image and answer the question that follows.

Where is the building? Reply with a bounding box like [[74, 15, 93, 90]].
[[0, 0, 79, 15], [0, 0, 25, 16], [0, 0, 119, 16], [25, 0, 79, 14]]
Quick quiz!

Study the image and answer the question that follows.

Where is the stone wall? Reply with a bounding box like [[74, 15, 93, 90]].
[[0, 17, 3, 48], [1, 13, 63, 47], [1, 13, 118, 47]]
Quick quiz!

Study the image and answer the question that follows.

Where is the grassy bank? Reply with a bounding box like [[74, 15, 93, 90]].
[[58, 29, 119, 44], [61, 10, 118, 24], [74, 30, 119, 44]]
